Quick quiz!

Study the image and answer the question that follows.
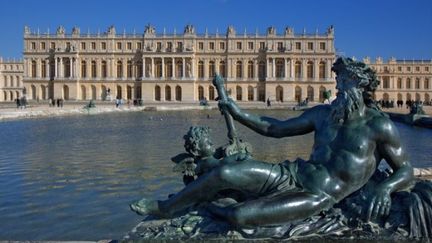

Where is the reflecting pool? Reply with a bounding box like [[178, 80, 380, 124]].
[[0, 110, 430, 240]]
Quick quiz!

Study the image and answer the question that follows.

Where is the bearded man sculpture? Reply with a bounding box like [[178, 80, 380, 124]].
[[130, 57, 431, 239]]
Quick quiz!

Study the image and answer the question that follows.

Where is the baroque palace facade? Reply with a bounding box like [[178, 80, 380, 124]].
[[20, 24, 336, 103], [1, 25, 431, 104]]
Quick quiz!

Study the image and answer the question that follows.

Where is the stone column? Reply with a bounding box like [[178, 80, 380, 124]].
[[182, 57, 185, 78], [161, 58, 165, 78], [69, 58, 73, 78], [302, 60, 307, 80], [272, 58, 276, 78], [59, 58, 63, 78], [191, 59, 195, 78], [290, 59, 294, 79], [171, 57, 174, 78], [254, 60, 258, 79], [55, 58, 58, 77], [97, 59, 102, 78], [314, 60, 319, 81], [151, 58, 154, 78], [122, 58, 127, 79], [266, 58, 270, 78], [36, 58, 41, 78], [45, 59, 50, 78], [141, 58, 145, 78], [284, 58, 289, 79]]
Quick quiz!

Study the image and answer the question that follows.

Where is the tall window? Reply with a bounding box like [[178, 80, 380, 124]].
[[198, 61, 204, 78], [248, 42, 254, 50], [307, 61, 314, 78], [247, 61, 254, 78], [236, 42, 242, 50], [101, 42, 107, 50], [258, 61, 266, 79], [406, 78, 411, 89], [219, 42, 225, 50], [117, 42, 122, 50], [41, 61, 46, 78], [155, 59, 162, 78], [425, 78, 430, 89], [219, 61, 226, 77], [236, 61, 242, 78], [307, 42, 313, 50], [276, 59, 284, 78], [415, 78, 420, 89], [136, 61, 143, 78], [209, 42, 215, 50], [81, 61, 87, 78], [117, 61, 123, 78], [319, 42, 326, 50], [64, 59, 71, 77], [31, 60, 36, 77], [127, 61, 133, 78], [166, 60, 173, 77], [91, 61, 97, 78], [176, 60, 183, 78], [295, 61, 302, 78], [209, 61, 215, 78], [198, 42, 204, 50], [397, 78, 402, 89], [383, 77, 390, 89], [101, 61, 107, 78], [319, 61, 326, 79]]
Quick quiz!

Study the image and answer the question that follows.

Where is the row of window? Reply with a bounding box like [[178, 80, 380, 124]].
[[1, 64, 22, 71], [30, 60, 329, 79], [376, 65, 430, 73], [29, 40, 328, 52], [1, 75, 21, 87], [381, 77, 431, 90]]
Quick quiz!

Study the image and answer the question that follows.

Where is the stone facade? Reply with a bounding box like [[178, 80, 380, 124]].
[[365, 57, 432, 104], [0, 58, 24, 101], [22, 25, 336, 103]]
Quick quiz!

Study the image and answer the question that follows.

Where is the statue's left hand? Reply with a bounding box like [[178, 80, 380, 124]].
[[366, 187, 391, 221]]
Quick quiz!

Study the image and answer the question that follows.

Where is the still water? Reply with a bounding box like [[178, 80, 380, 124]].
[[0, 109, 431, 240]]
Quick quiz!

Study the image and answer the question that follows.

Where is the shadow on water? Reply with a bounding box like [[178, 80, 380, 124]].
[[0, 109, 430, 240]]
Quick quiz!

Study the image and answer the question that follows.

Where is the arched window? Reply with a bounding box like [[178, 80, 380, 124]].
[[236, 86, 242, 100], [425, 93, 430, 103], [406, 93, 412, 101], [258, 61, 266, 79], [41, 60, 47, 78], [248, 86, 254, 101], [101, 61, 107, 78], [175, 86, 182, 101], [101, 85, 107, 100], [165, 85, 172, 101], [31, 60, 37, 77], [136, 61, 143, 78], [307, 86, 314, 101], [117, 60, 123, 78], [198, 61, 204, 78], [91, 61, 97, 78], [319, 61, 326, 79], [219, 61, 226, 78], [415, 78, 421, 89], [276, 59, 284, 78], [198, 85, 204, 100], [64, 59, 71, 78], [415, 93, 421, 101], [209, 86, 215, 100], [276, 86, 283, 102], [116, 85, 122, 99], [81, 61, 87, 78], [91, 85, 96, 100], [127, 85, 132, 100], [397, 78, 402, 89], [176, 60, 183, 78], [165, 60, 173, 78], [295, 86, 302, 102], [307, 61, 314, 78], [81, 85, 86, 100], [319, 86, 326, 102], [425, 78, 430, 90], [41, 85, 46, 100], [155, 85, 161, 101], [236, 61, 243, 78], [397, 93, 402, 101], [209, 61, 215, 78], [406, 78, 411, 89], [247, 61, 254, 78], [383, 93, 389, 101], [295, 61, 302, 78], [155, 59, 162, 78], [63, 85, 69, 100], [127, 60, 133, 78]]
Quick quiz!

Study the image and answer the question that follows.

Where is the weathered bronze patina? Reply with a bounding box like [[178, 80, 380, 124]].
[[129, 57, 431, 240]]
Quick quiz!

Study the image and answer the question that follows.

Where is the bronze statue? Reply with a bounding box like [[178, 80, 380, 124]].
[[129, 57, 431, 239]]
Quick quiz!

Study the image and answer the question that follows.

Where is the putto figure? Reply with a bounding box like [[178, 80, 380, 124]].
[[130, 57, 431, 239]]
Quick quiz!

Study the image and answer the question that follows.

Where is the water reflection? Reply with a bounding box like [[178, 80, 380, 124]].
[[0, 110, 430, 240]]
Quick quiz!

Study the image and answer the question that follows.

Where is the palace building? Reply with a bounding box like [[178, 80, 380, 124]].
[[20, 24, 336, 103], [0, 58, 24, 101], [365, 57, 432, 104], [1, 25, 430, 105]]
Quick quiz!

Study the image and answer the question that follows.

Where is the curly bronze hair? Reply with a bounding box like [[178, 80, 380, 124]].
[[183, 126, 211, 156], [332, 57, 381, 110]]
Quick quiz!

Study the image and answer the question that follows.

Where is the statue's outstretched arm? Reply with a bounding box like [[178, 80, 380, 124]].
[[220, 99, 316, 138], [368, 119, 414, 220]]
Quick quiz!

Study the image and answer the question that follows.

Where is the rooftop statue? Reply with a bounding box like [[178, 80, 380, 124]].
[[56, 25, 65, 35], [128, 57, 431, 240], [184, 24, 195, 35]]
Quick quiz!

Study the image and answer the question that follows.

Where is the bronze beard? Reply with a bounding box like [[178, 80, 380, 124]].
[[330, 88, 363, 123]]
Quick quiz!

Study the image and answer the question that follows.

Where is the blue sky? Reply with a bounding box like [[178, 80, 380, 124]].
[[0, 0, 431, 60]]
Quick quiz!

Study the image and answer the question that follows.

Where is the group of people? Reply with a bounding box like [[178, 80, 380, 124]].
[[48, 98, 64, 108], [378, 99, 430, 109], [15, 97, 27, 109]]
